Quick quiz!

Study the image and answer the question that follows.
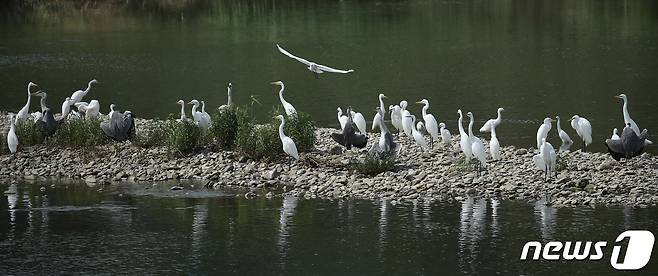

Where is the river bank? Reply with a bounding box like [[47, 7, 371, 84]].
[[1, 117, 657, 208]]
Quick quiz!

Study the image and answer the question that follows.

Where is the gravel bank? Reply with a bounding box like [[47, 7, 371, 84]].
[[1, 116, 657, 208]]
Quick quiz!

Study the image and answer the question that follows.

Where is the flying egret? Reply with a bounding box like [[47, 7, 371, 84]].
[[188, 100, 211, 129], [611, 128, 620, 140], [176, 100, 187, 122], [276, 44, 354, 78], [218, 83, 233, 112], [337, 107, 348, 130], [407, 115, 428, 151], [536, 117, 553, 150], [59, 97, 72, 121], [372, 94, 387, 131], [569, 115, 592, 152], [331, 107, 368, 150], [274, 115, 299, 160], [369, 106, 399, 157], [416, 99, 439, 149], [108, 104, 116, 120], [457, 109, 472, 163], [271, 81, 297, 116], [605, 123, 648, 161], [6, 113, 18, 154], [400, 101, 413, 137], [102, 110, 135, 142], [16, 82, 38, 122], [69, 79, 99, 106], [350, 110, 367, 134], [615, 93, 652, 145], [200, 101, 212, 126], [389, 105, 402, 134], [439, 122, 452, 147], [533, 138, 557, 181], [490, 123, 501, 161], [467, 112, 487, 174], [480, 107, 504, 133], [555, 116, 572, 146], [84, 100, 100, 120]]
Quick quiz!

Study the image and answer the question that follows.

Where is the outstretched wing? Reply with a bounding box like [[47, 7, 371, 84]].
[[316, 64, 354, 74], [276, 44, 311, 66]]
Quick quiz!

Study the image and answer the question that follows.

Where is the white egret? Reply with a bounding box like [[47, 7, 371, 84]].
[[400, 101, 413, 137], [74, 102, 88, 117], [16, 82, 38, 122], [536, 117, 553, 150], [176, 100, 187, 122], [457, 109, 472, 163], [555, 116, 572, 146], [389, 105, 402, 134], [84, 100, 100, 119], [611, 128, 620, 140], [439, 122, 452, 147], [479, 107, 504, 133], [274, 115, 299, 160], [69, 79, 99, 106], [337, 107, 348, 130], [407, 115, 428, 151], [188, 100, 211, 129], [467, 112, 487, 173], [108, 104, 116, 120], [615, 93, 652, 145], [6, 113, 18, 154], [218, 83, 233, 112], [350, 110, 367, 134], [490, 123, 500, 161], [533, 138, 557, 181], [271, 81, 297, 116], [200, 101, 212, 126], [416, 99, 439, 148], [569, 115, 592, 152], [372, 94, 387, 131], [60, 97, 72, 121], [276, 44, 354, 78]]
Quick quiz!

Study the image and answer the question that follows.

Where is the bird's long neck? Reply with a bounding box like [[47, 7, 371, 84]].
[[379, 96, 385, 111], [468, 116, 474, 139], [379, 113, 389, 134], [227, 88, 232, 106], [180, 104, 186, 119], [556, 118, 562, 132], [40, 96, 47, 112], [191, 103, 198, 114], [458, 113, 465, 135], [85, 81, 93, 94], [422, 104, 428, 118], [201, 102, 206, 113], [496, 109, 502, 123], [622, 98, 631, 123], [279, 89, 287, 105], [278, 119, 286, 141], [9, 116, 15, 131], [491, 124, 497, 138]]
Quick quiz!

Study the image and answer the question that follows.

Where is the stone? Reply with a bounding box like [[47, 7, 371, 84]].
[[263, 170, 280, 180]]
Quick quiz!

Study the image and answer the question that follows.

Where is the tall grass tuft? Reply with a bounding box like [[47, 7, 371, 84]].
[[236, 120, 282, 160], [281, 112, 316, 153], [209, 107, 249, 150], [49, 118, 110, 147], [353, 153, 397, 176], [15, 120, 45, 146], [166, 120, 201, 156], [133, 121, 168, 148]]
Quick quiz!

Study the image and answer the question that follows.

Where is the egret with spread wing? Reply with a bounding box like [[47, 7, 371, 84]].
[[276, 44, 354, 78]]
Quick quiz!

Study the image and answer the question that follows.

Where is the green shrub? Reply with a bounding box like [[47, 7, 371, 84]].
[[353, 153, 397, 176], [133, 121, 168, 148], [15, 120, 45, 146], [281, 112, 316, 153], [49, 118, 110, 147], [209, 107, 248, 150], [236, 121, 282, 160], [166, 120, 201, 156]]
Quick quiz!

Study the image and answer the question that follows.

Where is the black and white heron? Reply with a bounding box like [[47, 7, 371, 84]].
[[276, 44, 354, 78], [16, 82, 38, 122], [614, 93, 652, 145], [69, 79, 99, 106], [331, 107, 367, 150], [32, 91, 57, 137], [369, 106, 399, 157], [101, 110, 135, 142], [605, 123, 648, 161]]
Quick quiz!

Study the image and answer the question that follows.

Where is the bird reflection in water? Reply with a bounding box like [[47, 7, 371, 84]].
[[458, 198, 488, 274], [534, 198, 557, 240], [278, 197, 298, 261]]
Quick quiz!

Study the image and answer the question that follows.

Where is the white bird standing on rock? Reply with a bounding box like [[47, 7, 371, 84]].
[[439, 122, 452, 147], [350, 110, 367, 134], [555, 116, 572, 146], [271, 81, 297, 116], [489, 123, 501, 160], [372, 94, 387, 131], [480, 107, 504, 133], [400, 101, 412, 137], [16, 82, 38, 122], [389, 105, 402, 134], [458, 109, 472, 163], [176, 100, 187, 122], [536, 117, 553, 150], [533, 138, 557, 181], [108, 104, 116, 120], [218, 83, 233, 112], [569, 115, 592, 152], [200, 101, 211, 126], [337, 107, 348, 130], [69, 79, 99, 106], [60, 97, 72, 121], [276, 44, 354, 78], [7, 113, 18, 154], [416, 99, 439, 149], [407, 115, 428, 151], [275, 115, 299, 161], [615, 93, 652, 145], [467, 112, 487, 172], [611, 128, 620, 140], [84, 100, 100, 119], [188, 100, 211, 129]]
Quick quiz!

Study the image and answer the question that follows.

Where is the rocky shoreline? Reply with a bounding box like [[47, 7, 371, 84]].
[[1, 117, 657, 208]]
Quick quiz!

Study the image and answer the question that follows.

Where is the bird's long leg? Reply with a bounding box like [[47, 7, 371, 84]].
[[430, 137, 433, 150], [583, 141, 586, 152]]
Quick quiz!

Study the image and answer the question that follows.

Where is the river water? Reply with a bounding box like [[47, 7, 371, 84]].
[[0, 180, 657, 275], [1, 0, 657, 152]]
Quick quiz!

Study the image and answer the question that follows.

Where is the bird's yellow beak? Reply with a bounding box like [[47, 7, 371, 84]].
[[614, 95, 621, 99]]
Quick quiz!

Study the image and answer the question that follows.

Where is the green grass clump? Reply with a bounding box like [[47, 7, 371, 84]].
[[166, 120, 201, 156], [133, 122, 168, 148], [15, 120, 45, 146], [281, 112, 316, 153], [353, 153, 397, 176], [236, 121, 282, 160], [209, 107, 249, 150], [49, 118, 110, 147]]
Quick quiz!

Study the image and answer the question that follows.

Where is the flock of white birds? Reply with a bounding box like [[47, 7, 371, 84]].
[[5, 45, 652, 179]]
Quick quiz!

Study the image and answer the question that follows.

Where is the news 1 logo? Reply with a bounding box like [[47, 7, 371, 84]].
[[520, 230, 655, 270]]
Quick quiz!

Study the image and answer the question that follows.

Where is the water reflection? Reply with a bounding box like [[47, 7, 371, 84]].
[[458, 198, 488, 274], [534, 199, 557, 240], [277, 196, 298, 260]]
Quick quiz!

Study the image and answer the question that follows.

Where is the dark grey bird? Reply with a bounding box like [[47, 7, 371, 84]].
[[369, 106, 400, 157], [32, 91, 57, 137], [605, 123, 648, 161], [331, 107, 367, 150], [101, 110, 135, 142]]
